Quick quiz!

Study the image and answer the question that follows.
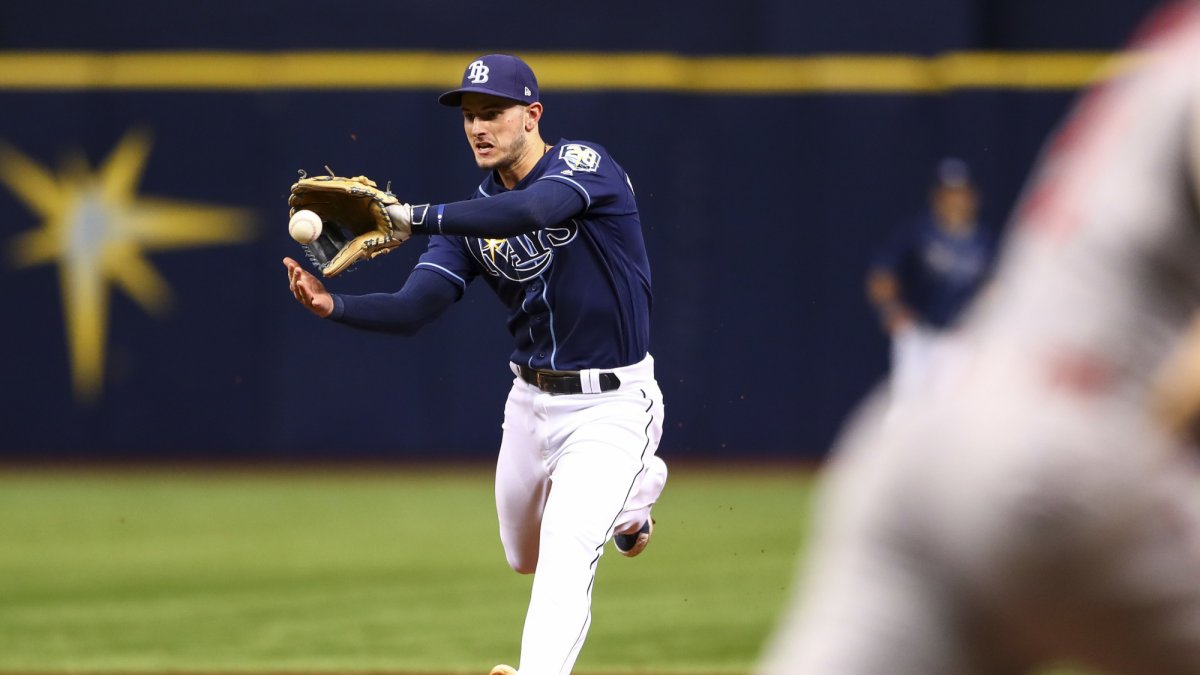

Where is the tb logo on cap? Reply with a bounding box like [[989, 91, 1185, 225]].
[[467, 60, 490, 84]]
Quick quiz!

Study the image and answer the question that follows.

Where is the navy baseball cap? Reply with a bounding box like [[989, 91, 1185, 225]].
[[935, 157, 972, 188], [439, 54, 540, 107]]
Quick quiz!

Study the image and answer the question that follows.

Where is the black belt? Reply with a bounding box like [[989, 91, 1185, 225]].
[[517, 364, 621, 395]]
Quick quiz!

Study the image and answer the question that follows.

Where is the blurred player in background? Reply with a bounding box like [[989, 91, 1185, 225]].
[[760, 2, 1200, 672], [283, 54, 667, 675], [866, 158, 999, 407]]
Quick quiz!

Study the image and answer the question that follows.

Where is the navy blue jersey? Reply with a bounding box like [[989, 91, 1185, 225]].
[[872, 213, 998, 329], [415, 139, 652, 370]]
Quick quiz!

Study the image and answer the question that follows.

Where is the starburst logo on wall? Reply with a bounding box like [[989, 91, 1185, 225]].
[[2, 129, 254, 403]]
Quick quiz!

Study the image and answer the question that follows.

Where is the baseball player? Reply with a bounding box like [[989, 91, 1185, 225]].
[[282, 54, 668, 675], [866, 158, 999, 408], [760, 3, 1200, 673]]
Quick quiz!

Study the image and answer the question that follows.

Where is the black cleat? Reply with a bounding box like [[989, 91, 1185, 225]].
[[614, 517, 654, 557]]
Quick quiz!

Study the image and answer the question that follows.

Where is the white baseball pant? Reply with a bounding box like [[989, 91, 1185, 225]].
[[759, 379, 1200, 674], [495, 353, 667, 675]]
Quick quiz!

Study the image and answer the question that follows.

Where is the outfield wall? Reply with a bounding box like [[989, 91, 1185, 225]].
[[0, 0, 1162, 459]]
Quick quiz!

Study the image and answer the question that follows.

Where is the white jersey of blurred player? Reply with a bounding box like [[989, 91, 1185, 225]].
[[760, 4, 1200, 673]]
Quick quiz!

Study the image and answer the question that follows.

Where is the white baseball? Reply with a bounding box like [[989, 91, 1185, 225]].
[[288, 209, 323, 245]]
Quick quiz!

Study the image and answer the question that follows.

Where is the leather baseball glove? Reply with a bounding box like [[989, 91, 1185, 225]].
[[288, 171, 412, 277]]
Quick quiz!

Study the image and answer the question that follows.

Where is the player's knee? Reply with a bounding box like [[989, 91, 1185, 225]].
[[508, 557, 536, 575], [505, 550, 537, 575], [646, 455, 668, 492]]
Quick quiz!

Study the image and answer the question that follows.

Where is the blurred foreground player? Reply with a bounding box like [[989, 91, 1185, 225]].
[[760, 4, 1200, 673]]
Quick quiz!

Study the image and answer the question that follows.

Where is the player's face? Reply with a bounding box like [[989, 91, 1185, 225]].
[[933, 184, 979, 230], [461, 94, 529, 171]]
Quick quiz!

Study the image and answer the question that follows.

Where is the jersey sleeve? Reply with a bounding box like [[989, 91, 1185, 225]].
[[415, 180, 587, 238], [871, 219, 918, 271], [412, 234, 478, 299], [329, 267, 460, 336], [536, 141, 636, 216]]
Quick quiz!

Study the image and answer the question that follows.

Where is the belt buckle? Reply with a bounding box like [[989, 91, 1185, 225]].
[[534, 371, 549, 391]]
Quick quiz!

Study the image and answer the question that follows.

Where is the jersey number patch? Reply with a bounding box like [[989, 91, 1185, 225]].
[[559, 144, 602, 172]]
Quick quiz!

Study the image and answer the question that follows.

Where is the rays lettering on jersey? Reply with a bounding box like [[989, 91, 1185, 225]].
[[923, 240, 985, 284], [474, 222, 579, 281]]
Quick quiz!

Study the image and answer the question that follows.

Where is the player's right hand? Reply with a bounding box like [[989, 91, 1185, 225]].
[[283, 257, 334, 318], [1152, 314, 1200, 443], [882, 305, 916, 335]]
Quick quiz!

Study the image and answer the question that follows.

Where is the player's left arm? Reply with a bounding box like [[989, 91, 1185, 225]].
[[398, 180, 586, 239], [1152, 80, 1200, 440]]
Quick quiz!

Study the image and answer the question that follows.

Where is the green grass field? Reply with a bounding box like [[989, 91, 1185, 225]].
[[0, 465, 815, 674]]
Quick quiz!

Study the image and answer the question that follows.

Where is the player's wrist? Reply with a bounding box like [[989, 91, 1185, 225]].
[[328, 293, 346, 320], [407, 204, 443, 235], [877, 301, 914, 333], [877, 300, 906, 319]]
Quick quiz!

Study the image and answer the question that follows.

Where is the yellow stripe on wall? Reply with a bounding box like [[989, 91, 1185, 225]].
[[0, 50, 1124, 93]]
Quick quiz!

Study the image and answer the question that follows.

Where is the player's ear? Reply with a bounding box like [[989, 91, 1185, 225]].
[[525, 102, 543, 131]]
